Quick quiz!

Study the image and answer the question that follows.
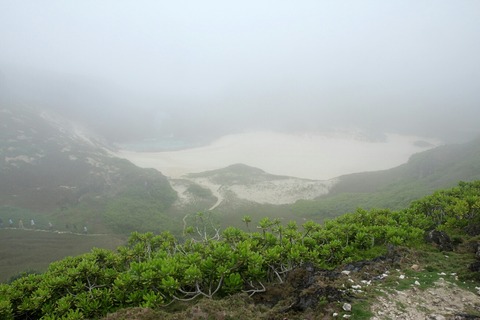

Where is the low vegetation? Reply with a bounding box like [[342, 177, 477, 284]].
[[293, 137, 480, 218], [1, 181, 479, 319], [0, 229, 125, 283]]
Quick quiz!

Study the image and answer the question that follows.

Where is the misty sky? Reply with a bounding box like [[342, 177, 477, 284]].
[[1, 1, 480, 145]]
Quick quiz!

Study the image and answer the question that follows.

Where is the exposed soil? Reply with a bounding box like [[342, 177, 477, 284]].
[[370, 279, 480, 320]]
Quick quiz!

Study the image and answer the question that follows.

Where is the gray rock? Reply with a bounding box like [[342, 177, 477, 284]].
[[342, 303, 352, 311]]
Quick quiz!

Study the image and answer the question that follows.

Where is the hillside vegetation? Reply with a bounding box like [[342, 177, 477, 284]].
[[293, 137, 480, 219], [0, 229, 124, 283], [3, 105, 480, 239], [1, 181, 479, 319], [0, 105, 178, 235], [169, 139, 480, 232]]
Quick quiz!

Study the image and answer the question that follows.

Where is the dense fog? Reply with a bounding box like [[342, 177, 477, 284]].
[[1, 1, 480, 145]]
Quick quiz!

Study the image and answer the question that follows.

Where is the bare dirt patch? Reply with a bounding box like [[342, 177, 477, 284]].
[[370, 278, 480, 319]]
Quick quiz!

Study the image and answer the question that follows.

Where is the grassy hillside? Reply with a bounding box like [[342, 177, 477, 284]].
[[176, 139, 480, 227], [1, 181, 479, 319], [0, 105, 178, 235], [187, 163, 273, 184], [293, 137, 480, 218], [0, 228, 125, 283]]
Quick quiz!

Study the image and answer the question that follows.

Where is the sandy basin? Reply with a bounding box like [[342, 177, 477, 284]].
[[117, 131, 439, 180]]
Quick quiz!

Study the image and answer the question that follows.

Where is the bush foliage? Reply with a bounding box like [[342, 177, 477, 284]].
[[1, 181, 480, 319]]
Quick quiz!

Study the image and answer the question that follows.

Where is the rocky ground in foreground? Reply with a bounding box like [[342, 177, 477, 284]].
[[370, 278, 480, 320], [104, 245, 480, 320]]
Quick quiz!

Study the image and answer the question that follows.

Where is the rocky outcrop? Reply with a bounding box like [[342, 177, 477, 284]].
[[425, 230, 454, 251]]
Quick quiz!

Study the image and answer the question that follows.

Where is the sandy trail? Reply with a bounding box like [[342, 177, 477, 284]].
[[207, 186, 223, 211]]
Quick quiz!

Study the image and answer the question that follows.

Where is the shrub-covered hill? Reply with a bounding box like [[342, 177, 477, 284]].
[[1, 181, 479, 319], [293, 137, 480, 219], [0, 105, 177, 234]]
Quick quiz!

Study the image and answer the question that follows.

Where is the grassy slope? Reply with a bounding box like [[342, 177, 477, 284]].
[[0, 228, 125, 282], [179, 139, 480, 226], [1, 105, 179, 235], [293, 137, 480, 219]]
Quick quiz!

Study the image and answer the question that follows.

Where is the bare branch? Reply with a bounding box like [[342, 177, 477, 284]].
[[243, 281, 266, 297]]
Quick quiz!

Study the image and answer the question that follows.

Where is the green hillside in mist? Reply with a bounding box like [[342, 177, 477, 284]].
[[293, 137, 480, 219], [3, 105, 480, 292], [0, 105, 178, 235]]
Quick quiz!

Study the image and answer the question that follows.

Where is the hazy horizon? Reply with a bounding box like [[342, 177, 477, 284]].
[[1, 1, 480, 147]]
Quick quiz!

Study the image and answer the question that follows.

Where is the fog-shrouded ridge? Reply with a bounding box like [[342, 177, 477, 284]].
[[117, 131, 440, 180], [1, 1, 480, 146]]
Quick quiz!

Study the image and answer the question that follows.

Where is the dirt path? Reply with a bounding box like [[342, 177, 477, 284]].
[[183, 178, 224, 211], [207, 185, 223, 211], [182, 213, 190, 234]]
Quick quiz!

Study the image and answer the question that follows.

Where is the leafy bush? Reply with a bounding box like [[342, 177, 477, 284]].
[[2, 181, 479, 319]]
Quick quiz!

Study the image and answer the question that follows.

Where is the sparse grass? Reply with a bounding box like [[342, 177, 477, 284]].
[[293, 138, 480, 219], [349, 300, 374, 320], [0, 228, 125, 282], [395, 300, 407, 311], [463, 307, 480, 318], [348, 244, 480, 319], [104, 293, 268, 320], [360, 245, 479, 294]]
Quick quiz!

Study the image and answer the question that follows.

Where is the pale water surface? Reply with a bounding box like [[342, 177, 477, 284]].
[[117, 131, 440, 180]]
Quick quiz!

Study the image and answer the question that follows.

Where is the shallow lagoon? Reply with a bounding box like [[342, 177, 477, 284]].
[[117, 131, 439, 180]]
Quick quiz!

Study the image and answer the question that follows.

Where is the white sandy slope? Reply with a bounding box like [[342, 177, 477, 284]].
[[224, 178, 335, 205], [117, 131, 439, 180], [174, 175, 337, 207]]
